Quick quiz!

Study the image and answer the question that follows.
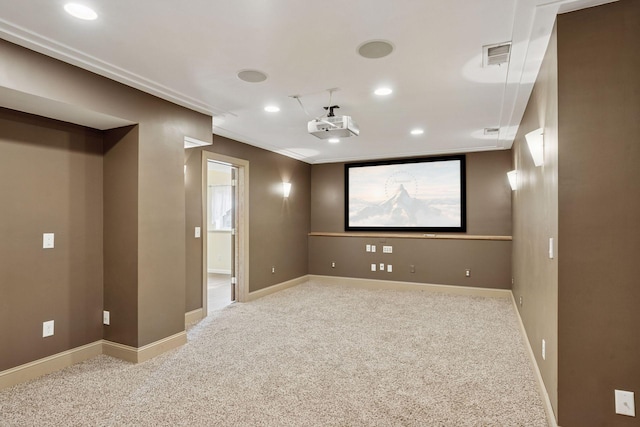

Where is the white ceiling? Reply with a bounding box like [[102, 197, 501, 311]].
[[0, 0, 616, 164]]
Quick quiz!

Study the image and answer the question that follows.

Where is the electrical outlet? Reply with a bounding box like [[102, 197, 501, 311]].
[[42, 320, 54, 337], [103, 310, 110, 325], [615, 390, 635, 417], [43, 233, 55, 249], [194, 227, 201, 238], [366, 244, 371, 252], [331, 262, 335, 268], [271, 266, 275, 274], [371, 245, 376, 253], [519, 296, 523, 307], [382, 245, 393, 253], [371, 263, 376, 272], [387, 264, 392, 273], [465, 269, 471, 277], [379, 263, 384, 271], [410, 265, 415, 273], [542, 339, 546, 360]]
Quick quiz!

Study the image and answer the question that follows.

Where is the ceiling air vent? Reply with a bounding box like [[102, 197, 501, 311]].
[[483, 42, 511, 67], [484, 127, 500, 136]]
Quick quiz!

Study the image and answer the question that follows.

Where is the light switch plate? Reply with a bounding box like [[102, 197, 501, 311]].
[[615, 390, 635, 417], [103, 310, 110, 325], [387, 264, 392, 272], [371, 264, 376, 272], [195, 227, 201, 238]]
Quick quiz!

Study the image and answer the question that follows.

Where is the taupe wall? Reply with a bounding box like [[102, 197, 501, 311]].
[[184, 135, 311, 308], [0, 38, 211, 368], [511, 24, 559, 415], [103, 125, 139, 347], [0, 109, 104, 371], [556, 2, 640, 425], [309, 151, 513, 288]]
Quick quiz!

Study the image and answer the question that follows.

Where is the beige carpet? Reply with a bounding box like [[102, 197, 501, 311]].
[[0, 281, 548, 426]]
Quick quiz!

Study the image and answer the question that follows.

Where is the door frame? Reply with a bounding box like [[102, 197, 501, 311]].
[[201, 151, 249, 314]]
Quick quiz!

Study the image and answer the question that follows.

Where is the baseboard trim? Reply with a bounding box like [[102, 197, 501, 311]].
[[103, 331, 187, 364], [0, 341, 102, 390], [246, 275, 309, 302], [185, 308, 204, 326], [207, 268, 232, 274], [510, 294, 559, 427], [308, 275, 512, 299]]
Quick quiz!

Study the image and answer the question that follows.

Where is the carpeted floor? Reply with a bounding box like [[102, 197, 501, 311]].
[[0, 281, 548, 426]]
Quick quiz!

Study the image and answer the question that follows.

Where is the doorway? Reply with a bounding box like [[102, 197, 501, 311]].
[[202, 151, 249, 315]]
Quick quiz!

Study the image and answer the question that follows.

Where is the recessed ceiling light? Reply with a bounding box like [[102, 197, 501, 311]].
[[357, 40, 394, 59], [374, 87, 393, 96], [237, 69, 268, 83], [328, 138, 340, 144], [64, 3, 98, 20], [410, 129, 424, 135], [264, 105, 280, 113]]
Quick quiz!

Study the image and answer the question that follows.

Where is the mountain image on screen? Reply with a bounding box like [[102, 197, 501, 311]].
[[350, 184, 459, 227]]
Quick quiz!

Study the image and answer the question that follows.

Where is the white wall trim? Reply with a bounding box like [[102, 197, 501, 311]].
[[0, 341, 102, 390], [510, 294, 559, 427], [185, 308, 204, 326], [245, 275, 310, 302], [207, 268, 232, 274], [103, 331, 187, 364], [309, 275, 512, 299]]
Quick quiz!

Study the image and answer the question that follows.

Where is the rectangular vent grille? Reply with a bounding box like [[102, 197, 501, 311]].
[[484, 127, 500, 135], [483, 42, 511, 67]]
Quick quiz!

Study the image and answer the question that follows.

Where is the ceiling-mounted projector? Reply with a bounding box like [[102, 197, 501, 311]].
[[308, 115, 359, 139]]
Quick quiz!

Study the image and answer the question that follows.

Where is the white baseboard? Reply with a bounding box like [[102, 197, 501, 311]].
[[0, 341, 102, 390], [510, 294, 559, 427], [185, 308, 204, 326], [103, 331, 187, 364], [308, 275, 512, 299], [245, 275, 309, 302]]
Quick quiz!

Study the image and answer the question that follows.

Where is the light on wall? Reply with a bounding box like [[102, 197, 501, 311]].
[[507, 170, 518, 191], [525, 128, 544, 167], [282, 182, 292, 198]]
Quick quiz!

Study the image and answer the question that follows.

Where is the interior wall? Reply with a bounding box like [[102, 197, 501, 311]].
[[184, 134, 311, 302], [556, 1, 640, 425], [309, 151, 513, 288], [0, 108, 104, 371], [103, 125, 139, 347], [0, 39, 212, 355], [511, 24, 559, 416]]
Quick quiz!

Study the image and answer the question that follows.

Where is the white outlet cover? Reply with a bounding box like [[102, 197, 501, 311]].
[[371, 263, 376, 272], [542, 339, 546, 360], [42, 320, 54, 337], [103, 310, 110, 325], [366, 244, 371, 252], [387, 264, 392, 272], [615, 390, 635, 417], [371, 245, 376, 252], [195, 227, 201, 238], [43, 233, 55, 249]]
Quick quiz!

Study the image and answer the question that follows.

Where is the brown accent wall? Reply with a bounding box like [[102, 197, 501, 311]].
[[556, 2, 640, 425], [0, 109, 104, 371], [511, 24, 559, 415], [184, 135, 311, 303], [0, 38, 211, 366], [103, 126, 139, 346], [309, 151, 513, 288]]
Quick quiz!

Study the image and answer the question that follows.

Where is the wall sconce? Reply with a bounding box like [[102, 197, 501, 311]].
[[525, 128, 544, 167], [282, 182, 292, 198], [507, 170, 518, 191]]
